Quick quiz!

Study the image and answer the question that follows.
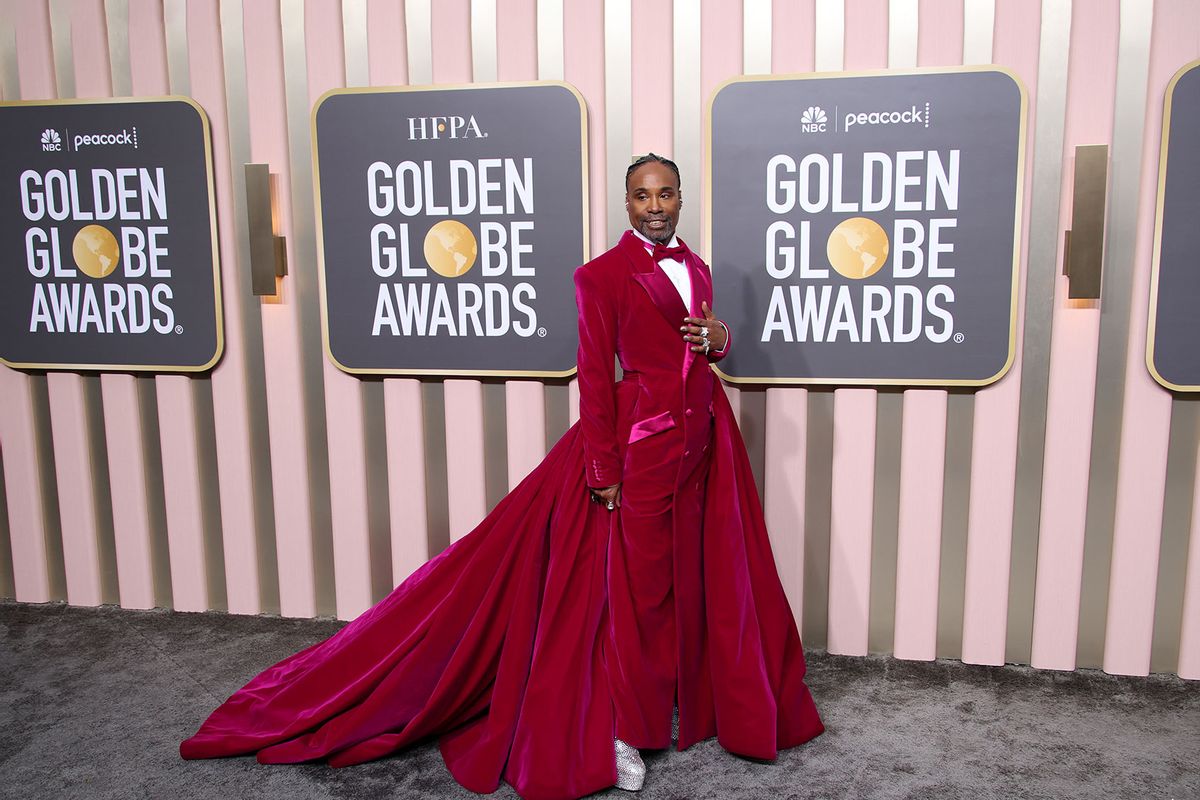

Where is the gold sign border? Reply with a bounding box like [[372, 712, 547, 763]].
[[704, 65, 1029, 388], [1145, 59, 1200, 393], [310, 80, 589, 379], [0, 94, 225, 374]]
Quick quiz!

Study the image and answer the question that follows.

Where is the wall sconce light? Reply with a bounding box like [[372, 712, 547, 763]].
[[1063, 144, 1108, 301], [245, 163, 287, 296]]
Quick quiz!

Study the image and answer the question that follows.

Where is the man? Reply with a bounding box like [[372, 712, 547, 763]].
[[181, 154, 821, 800], [573, 153, 822, 789]]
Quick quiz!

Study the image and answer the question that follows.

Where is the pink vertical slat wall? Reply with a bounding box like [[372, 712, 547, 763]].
[[1, 0, 1197, 683]]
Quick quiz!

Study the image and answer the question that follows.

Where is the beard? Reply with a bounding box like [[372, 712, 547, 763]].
[[636, 214, 676, 244]]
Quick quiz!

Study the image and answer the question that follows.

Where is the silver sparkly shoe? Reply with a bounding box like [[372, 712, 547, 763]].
[[614, 738, 646, 791]]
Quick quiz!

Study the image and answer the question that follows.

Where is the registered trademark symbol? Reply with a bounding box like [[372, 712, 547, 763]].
[[175, 325, 184, 334], [953, 332, 965, 343], [537, 327, 547, 338]]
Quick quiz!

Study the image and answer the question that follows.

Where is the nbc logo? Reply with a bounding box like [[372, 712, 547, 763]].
[[800, 106, 827, 133], [40, 129, 62, 152]]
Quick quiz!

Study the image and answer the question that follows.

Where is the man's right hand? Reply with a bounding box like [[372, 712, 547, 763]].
[[592, 483, 622, 509]]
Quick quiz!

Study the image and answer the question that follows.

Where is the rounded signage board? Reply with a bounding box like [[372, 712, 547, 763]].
[[707, 66, 1028, 387], [0, 96, 223, 372], [1146, 59, 1200, 392], [312, 81, 589, 377]]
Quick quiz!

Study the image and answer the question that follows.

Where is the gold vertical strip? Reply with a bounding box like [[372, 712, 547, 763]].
[[536, 0, 563, 80], [136, 378, 170, 605], [422, 381, 451, 556], [814, 0, 844, 72], [103, 0, 131, 96], [962, 0, 995, 65], [405, 0, 433, 85], [672, 0, 701, 248], [31, 377, 68, 599], [888, 0, 918, 69], [219, 0, 280, 613], [1076, 0, 1155, 668], [48, 0, 74, 98], [743, 0, 772, 75], [1007, 0, 1072, 666], [738, 390, 768, 498], [803, 390, 833, 648], [280, 0, 336, 615], [164, 0, 190, 95], [867, 391, 901, 654], [341, 0, 369, 88], [470, 0, 497, 82], [0, 464, 11, 598], [0, 13, 16, 101], [604, 0, 632, 247], [1150, 399, 1200, 672], [937, 391, 975, 657]]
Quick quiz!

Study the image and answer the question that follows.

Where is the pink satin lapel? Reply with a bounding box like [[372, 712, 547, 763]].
[[622, 232, 690, 329], [685, 248, 712, 315], [683, 248, 713, 374]]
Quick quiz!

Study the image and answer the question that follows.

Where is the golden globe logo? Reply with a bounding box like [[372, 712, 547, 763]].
[[826, 217, 888, 279], [406, 115, 488, 141], [423, 220, 477, 278], [72, 224, 121, 279]]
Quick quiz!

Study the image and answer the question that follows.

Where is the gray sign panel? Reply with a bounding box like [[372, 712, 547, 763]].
[[0, 97, 223, 372], [313, 82, 588, 376], [1148, 60, 1200, 392], [708, 68, 1027, 386]]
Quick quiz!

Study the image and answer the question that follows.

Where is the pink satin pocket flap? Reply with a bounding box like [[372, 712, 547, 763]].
[[628, 411, 676, 444]]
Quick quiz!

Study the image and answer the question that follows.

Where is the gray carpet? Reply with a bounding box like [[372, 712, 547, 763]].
[[0, 601, 1196, 800]]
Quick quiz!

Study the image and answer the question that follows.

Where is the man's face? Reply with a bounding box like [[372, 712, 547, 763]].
[[626, 162, 682, 244]]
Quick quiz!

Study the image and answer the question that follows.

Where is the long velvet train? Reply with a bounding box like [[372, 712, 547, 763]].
[[180, 386, 823, 800]]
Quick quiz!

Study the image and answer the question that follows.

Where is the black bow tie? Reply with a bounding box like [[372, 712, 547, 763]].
[[651, 242, 688, 263]]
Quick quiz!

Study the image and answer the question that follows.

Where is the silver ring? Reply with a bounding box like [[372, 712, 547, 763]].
[[606, 500, 615, 511]]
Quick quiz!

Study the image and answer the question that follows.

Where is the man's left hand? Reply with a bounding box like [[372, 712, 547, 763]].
[[681, 301, 728, 355]]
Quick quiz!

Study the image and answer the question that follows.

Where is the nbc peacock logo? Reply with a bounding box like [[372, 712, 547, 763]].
[[40, 129, 62, 152], [800, 106, 827, 133]]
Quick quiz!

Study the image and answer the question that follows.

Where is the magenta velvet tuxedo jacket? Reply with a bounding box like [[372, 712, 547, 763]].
[[574, 229, 728, 491]]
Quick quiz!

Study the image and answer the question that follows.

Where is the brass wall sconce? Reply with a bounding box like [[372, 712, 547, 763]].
[[245, 163, 287, 296], [1063, 144, 1109, 301]]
